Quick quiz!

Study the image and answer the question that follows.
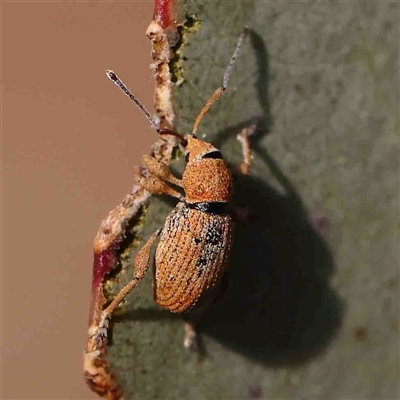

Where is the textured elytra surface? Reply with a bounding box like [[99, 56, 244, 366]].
[[106, 1, 399, 399], [155, 203, 232, 313]]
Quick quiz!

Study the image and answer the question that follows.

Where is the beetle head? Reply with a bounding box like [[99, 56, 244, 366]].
[[184, 135, 222, 162]]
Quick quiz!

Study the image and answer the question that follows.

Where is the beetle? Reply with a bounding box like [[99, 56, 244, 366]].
[[96, 27, 252, 350]]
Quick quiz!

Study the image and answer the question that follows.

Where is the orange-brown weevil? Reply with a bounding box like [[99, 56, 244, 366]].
[[95, 27, 252, 350]]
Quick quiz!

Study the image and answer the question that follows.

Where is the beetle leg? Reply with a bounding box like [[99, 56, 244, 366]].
[[183, 310, 208, 357], [236, 123, 257, 175], [94, 229, 160, 344], [183, 321, 199, 351], [142, 154, 183, 187], [136, 173, 184, 201]]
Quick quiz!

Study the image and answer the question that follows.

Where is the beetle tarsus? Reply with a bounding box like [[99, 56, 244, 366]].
[[237, 123, 257, 175], [91, 311, 110, 347], [183, 321, 199, 351]]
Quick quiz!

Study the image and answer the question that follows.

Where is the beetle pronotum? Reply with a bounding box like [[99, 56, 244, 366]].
[[95, 27, 253, 350]]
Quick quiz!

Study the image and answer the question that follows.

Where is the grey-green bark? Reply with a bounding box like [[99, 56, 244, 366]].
[[106, 2, 399, 399]]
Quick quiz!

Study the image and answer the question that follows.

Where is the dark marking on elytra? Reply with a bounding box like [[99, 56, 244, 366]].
[[197, 254, 208, 268], [196, 254, 211, 278], [196, 249, 218, 275], [205, 220, 224, 246]]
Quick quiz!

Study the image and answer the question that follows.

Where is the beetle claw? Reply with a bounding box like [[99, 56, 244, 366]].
[[91, 311, 110, 348]]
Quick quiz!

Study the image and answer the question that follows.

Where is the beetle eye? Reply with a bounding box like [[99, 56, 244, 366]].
[[185, 152, 190, 162], [200, 150, 223, 160]]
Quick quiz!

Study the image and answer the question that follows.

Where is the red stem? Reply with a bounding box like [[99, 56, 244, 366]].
[[153, 0, 176, 29]]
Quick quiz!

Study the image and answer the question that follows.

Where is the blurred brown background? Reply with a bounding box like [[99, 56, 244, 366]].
[[2, 1, 156, 398]]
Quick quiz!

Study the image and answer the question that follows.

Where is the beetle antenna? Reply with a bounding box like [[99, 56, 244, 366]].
[[192, 26, 248, 136], [106, 70, 188, 145], [106, 70, 160, 132], [158, 128, 187, 145]]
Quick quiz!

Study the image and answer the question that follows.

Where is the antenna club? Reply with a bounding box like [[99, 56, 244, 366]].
[[106, 70, 117, 81]]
